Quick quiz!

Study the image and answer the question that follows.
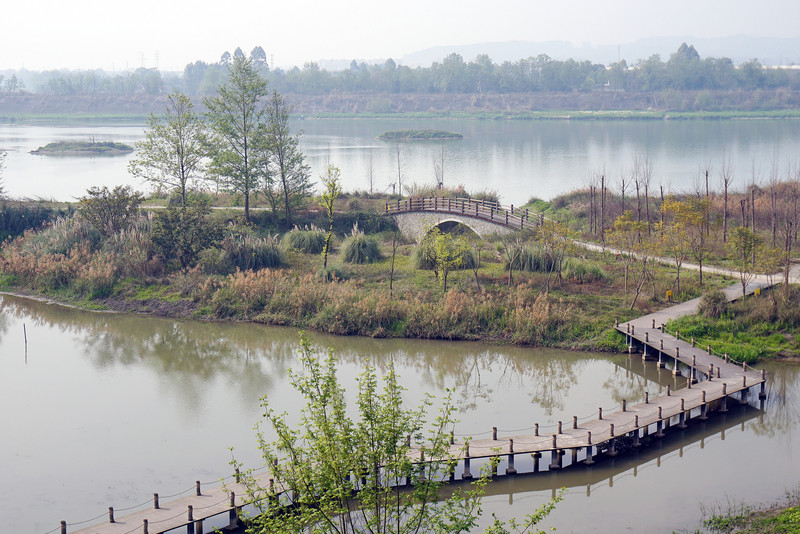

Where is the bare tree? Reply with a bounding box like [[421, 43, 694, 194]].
[[617, 172, 629, 216], [699, 159, 712, 235], [432, 143, 445, 189], [600, 171, 606, 244], [394, 140, 404, 195], [366, 150, 376, 195], [632, 155, 642, 222], [641, 154, 654, 234], [720, 151, 735, 243]]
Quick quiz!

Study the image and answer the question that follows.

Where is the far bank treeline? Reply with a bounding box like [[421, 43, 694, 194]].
[[4, 43, 800, 112]]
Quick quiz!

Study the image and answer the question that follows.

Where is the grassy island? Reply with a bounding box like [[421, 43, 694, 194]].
[[378, 129, 463, 140], [31, 140, 134, 156], [2, 177, 799, 363]]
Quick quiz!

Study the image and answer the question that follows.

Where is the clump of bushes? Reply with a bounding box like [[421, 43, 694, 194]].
[[698, 289, 727, 318], [507, 245, 557, 273], [223, 233, 283, 271], [282, 225, 326, 254], [341, 224, 383, 264], [412, 239, 476, 270], [561, 258, 606, 283], [316, 264, 350, 282]]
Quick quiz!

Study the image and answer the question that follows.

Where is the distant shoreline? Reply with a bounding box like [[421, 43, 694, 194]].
[[4, 109, 800, 124]]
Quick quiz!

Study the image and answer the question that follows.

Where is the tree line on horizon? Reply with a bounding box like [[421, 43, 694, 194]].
[[5, 43, 800, 99]]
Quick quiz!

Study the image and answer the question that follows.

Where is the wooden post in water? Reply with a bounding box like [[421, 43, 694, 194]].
[[608, 424, 617, 456], [229, 492, 238, 528], [673, 347, 681, 376], [506, 439, 517, 475], [633, 415, 641, 447], [584, 431, 594, 465], [532, 451, 541, 472], [109, 507, 114, 524], [760, 369, 767, 399], [549, 434, 561, 469], [655, 407, 665, 437], [678, 398, 687, 429], [462, 444, 473, 479], [700, 391, 708, 420], [187, 506, 194, 534], [720, 383, 728, 412], [740, 376, 749, 404]]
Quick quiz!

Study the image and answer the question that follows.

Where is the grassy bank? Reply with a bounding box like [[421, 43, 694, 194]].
[[702, 487, 800, 533], [0, 199, 733, 353], [665, 287, 800, 363], [1, 184, 795, 358]]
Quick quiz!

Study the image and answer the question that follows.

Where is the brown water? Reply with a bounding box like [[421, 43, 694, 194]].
[[0, 293, 797, 534]]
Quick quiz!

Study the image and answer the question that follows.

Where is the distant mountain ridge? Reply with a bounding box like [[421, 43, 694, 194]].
[[392, 36, 800, 68]]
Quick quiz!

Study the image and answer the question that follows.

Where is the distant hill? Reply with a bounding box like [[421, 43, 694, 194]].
[[396, 36, 800, 67]]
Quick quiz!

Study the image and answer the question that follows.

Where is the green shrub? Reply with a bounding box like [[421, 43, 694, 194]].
[[470, 189, 500, 205], [341, 225, 383, 264], [223, 233, 283, 271], [282, 225, 326, 253], [22, 215, 101, 256], [699, 289, 727, 319], [508, 246, 556, 273], [0, 201, 65, 241], [316, 265, 350, 282], [412, 239, 476, 270], [562, 258, 606, 283]]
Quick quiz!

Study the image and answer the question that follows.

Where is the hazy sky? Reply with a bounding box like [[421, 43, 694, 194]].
[[3, 0, 800, 71]]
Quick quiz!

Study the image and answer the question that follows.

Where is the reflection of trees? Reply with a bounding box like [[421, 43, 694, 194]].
[[750, 362, 800, 444], [0, 294, 672, 421], [602, 356, 669, 404]]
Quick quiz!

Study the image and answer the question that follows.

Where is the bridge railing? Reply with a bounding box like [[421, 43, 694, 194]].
[[385, 197, 546, 232]]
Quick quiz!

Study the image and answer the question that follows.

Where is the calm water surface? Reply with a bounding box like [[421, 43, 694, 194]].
[[0, 294, 798, 534], [2, 119, 800, 202]]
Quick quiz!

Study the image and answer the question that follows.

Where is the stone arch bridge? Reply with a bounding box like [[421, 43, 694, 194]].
[[386, 197, 546, 242]]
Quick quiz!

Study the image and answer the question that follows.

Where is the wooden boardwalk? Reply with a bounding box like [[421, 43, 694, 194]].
[[66, 279, 774, 534]]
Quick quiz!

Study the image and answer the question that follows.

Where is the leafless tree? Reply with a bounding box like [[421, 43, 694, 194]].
[[641, 154, 654, 233], [432, 143, 445, 189], [366, 150, 376, 195], [720, 151, 735, 243], [394, 141, 404, 195]]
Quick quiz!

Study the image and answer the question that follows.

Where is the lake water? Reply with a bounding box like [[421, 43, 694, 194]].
[[2, 118, 799, 533], [1, 293, 798, 534], [2, 118, 800, 202]]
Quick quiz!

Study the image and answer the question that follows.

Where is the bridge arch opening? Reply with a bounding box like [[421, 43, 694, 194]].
[[429, 220, 481, 239]]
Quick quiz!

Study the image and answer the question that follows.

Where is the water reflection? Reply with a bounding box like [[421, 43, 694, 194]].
[[0, 294, 617, 418], [2, 292, 797, 534]]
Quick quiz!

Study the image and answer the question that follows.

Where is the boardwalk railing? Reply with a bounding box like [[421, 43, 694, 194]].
[[386, 197, 547, 231]]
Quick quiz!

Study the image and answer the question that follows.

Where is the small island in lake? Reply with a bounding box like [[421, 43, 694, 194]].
[[378, 129, 463, 140], [31, 141, 134, 156]]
